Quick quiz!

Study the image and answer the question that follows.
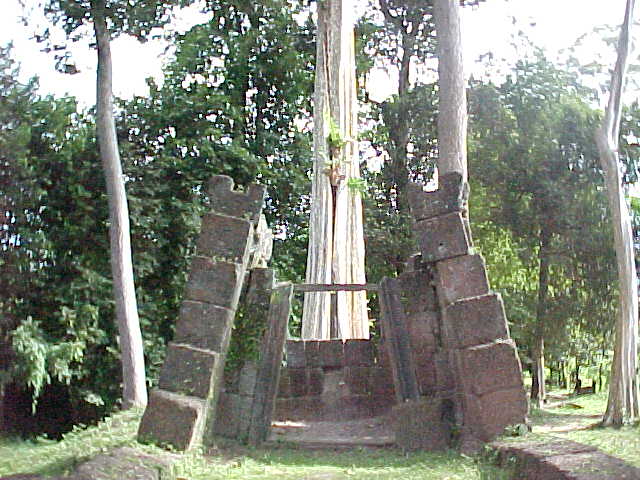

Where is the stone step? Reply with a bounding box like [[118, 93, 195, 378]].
[[267, 417, 395, 448]]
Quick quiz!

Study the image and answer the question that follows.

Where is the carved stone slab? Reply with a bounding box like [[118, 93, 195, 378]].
[[379, 277, 420, 402], [247, 283, 293, 445], [207, 175, 265, 223]]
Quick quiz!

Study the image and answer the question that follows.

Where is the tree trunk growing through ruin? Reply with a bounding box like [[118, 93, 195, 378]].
[[597, 0, 639, 426], [302, 0, 368, 340], [433, 0, 467, 181], [91, 0, 147, 409]]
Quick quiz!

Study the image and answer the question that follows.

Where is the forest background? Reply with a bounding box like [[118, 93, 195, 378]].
[[2, 0, 640, 437]]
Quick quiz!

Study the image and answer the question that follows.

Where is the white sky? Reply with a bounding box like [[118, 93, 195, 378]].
[[0, 0, 632, 106]]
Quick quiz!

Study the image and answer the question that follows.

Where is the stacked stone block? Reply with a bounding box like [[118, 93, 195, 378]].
[[385, 172, 527, 450], [273, 339, 396, 422], [138, 176, 266, 450]]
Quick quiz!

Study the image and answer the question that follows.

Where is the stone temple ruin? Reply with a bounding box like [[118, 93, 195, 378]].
[[138, 173, 528, 451]]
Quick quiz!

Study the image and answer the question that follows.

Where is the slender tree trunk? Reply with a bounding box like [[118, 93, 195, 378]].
[[302, 0, 368, 340], [389, 32, 413, 213], [433, 0, 467, 181], [0, 380, 5, 432], [531, 229, 550, 407], [378, 0, 413, 213], [598, 362, 603, 393], [530, 336, 545, 406], [596, 0, 639, 426], [91, 0, 147, 409]]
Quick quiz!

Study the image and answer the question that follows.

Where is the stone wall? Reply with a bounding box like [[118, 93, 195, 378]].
[[137, 176, 266, 451], [138, 172, 527, 452], [273, 339, 396, 422], [383, 172, 528, 451]]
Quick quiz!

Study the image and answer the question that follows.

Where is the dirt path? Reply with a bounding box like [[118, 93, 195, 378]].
[[268, 395, 603, 447]]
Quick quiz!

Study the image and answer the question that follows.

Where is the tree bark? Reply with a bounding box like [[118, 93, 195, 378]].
[[302, 0, 368, 340], [531, 228, 550, 407], [433, 0, 467, 181], [597, 0, 639, 426], [0, 380, 5, 432], [378, 0, 414, 212], [91, 0, 147, 409]]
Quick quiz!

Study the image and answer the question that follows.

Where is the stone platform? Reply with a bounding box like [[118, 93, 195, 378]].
[[268, 417, 395, 448]]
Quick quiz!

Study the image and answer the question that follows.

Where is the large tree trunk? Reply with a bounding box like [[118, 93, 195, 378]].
[[597, 0, 638, 426], [91, 0, 147, 409], [302, 0, 368, 340], [531, 228, 551, 408], [433, 0, 467, 181]]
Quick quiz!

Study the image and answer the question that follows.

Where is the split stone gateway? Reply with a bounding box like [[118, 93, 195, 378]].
[[138, 173, 527, 452]]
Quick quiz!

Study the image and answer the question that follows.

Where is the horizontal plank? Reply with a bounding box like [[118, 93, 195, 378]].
[[293, 283, 379, 293]]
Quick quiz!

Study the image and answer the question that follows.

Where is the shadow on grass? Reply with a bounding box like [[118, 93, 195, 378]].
[[209, 443, 465, 469]]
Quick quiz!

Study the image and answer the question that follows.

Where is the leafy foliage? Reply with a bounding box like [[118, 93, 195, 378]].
[[34, 0, 196, 72], [467, 55, 628, 376], [0, 44, 126, 421], [3, 0, 314, 432]]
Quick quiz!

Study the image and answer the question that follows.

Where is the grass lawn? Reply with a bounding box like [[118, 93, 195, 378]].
[[0, 409, 505, 479], [529, 391, 640, 468], [8, 390, 637, 479]]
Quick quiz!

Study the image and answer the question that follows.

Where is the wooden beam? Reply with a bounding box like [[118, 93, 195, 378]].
[[294, 283, 379, 293]]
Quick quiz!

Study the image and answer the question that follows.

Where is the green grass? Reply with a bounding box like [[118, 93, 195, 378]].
[[176, 447, 507, 480], [5, 392, 639, 479], [0, 409, 505, 479], [0, 408, 146, 477], [566, 425, 640, 467], [526, 391, 640, 468]]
